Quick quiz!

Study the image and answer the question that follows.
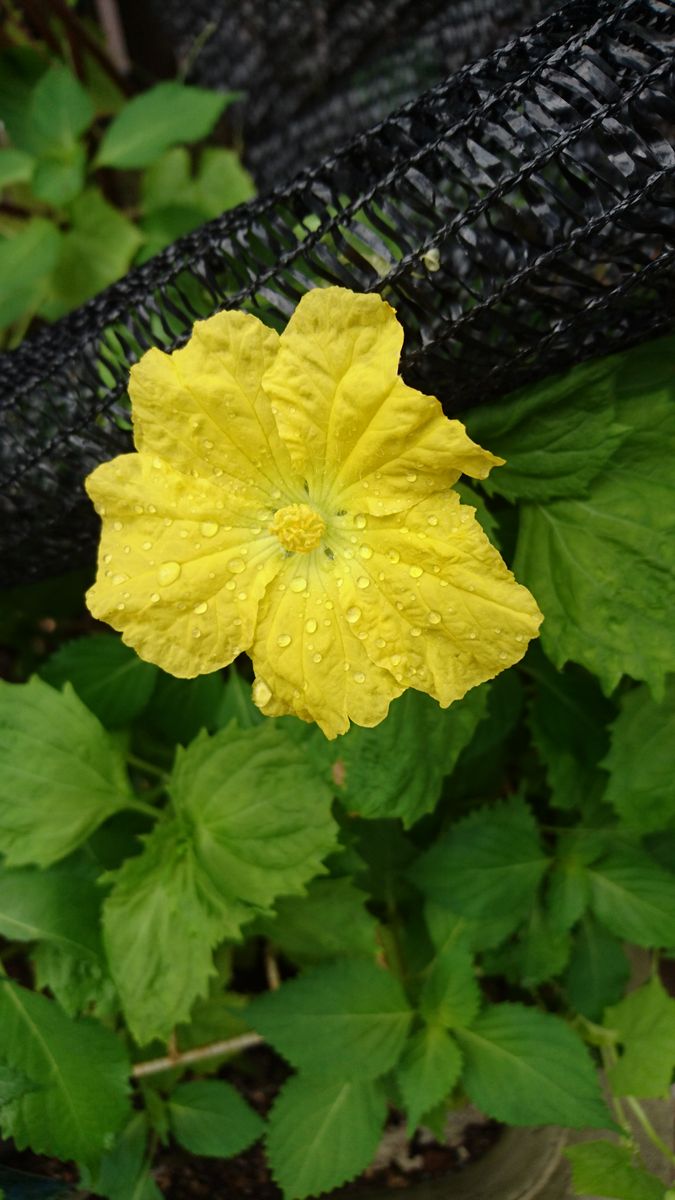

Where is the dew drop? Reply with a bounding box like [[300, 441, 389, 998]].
[[312, 652, 322, 663], [158, 561, 181, 586], [346, 606, 361, 624], [193, 602, 208, 615], [277, 634, 292, 647], [353, 672, 366, 684], [391, 654, 402, 666], [233, 618, 242, 627], [150, 593, 160, 603], [405, 472, 418, 483], [344, 549, 354, 559], [192, 628, 201, 639], [411, 626, 422, 637], [325, 600, 334, 610], [103, 553, 112, 564], [469, 631, 477, 640], [305, 618, 318, 633], [112, 573, 128, 585], [387, 549, 400, 564], [147, 505, 157, 514], [225, 580, 236, 591], [117, 602, 125, 611], [290, 577, 307, 593], [375, 637, 386, 649], [134, 504, 144, 515], [238, 591, 247, 601], [142, 540, 153, 551], [428, 611, 441, 625], [356, 576, 370, 589], [201, 521, 219, 538], [123, 545, 131, 554], [179, 530, 189, 539], [113, 521, 123, 532], [359, 544, 373, 560], [409, 565, 423, 579], [356, 631, 367, 640], [163, 517, 173, 527], [203, 439, 214, 451], [354, 514, 367, 529], [427, 515, 438, 526], [253, 679, 272, 707], [228, 558, 245, 574]]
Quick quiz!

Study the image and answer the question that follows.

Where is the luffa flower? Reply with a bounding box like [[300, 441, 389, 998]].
[[86, 287, 542, 737]]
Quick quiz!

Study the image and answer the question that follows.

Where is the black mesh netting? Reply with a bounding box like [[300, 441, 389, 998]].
[[1, 0, 674, 588]]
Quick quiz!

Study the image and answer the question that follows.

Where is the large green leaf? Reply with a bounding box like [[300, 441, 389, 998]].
[[168, 1080, 264, 1157], [266, 1075, 387, 1200], [256, 878, 379, 965], [248, 959, 411, 1082], [602, 681, 675, 832], [566, 1141, 665, 1200], [605, 977, 675, 1098], [563, 916, 629, 1022], [0, 148, 34, 188], [97, 82, 232, 168], [81, 1112, 150, 1200], [24, 65, 94, 155], [145, 670, 226, 745], [328, 685, 488, 827], [0, 980, 130, 1167], [40, 189, 141, 319], [0, 219, 61, 328], [0, 1063, 37, 1107], [104, 724, 337, 1043], [410, 796, 549, 932], [41, 635, 158, 728], [457, 1003, 610, 1129], [396, 1025, 463, 1133], [515, 338, 675, 695], [465, 357, 625, 502], [0, 677, 132, 867], [419, 940, 481, 1029], [587, 847, 675, 948], [0, 863, 102, 960]]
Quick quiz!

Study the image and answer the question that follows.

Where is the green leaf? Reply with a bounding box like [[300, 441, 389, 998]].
[[140, 147, 192, 211], [97, 82, 230, 168], [419, 940, 481, 1029], [266, 1075, 387, 1200], [0, 677, 132, 867], [509, 902, 572, 987], [515, 340, 675, 696], [566, 1141, 665, 1200], [81, 1112, 150, 1200], [0, 979, 130, 1167], [425, 899, 515, 954], [168, 1080, 264, 1157], [145, 670, 225, 744], [564, 916, 630, 1021], [526, 646, 614, 810], [192, 147, 255, 214], [547, 859, 591, 932], [0, 148, 35, 189], [32, 144, 87, 207], [0, 862, 102, 960], [330, 685, 488, 827], [456, 1003, 611, 1129], [0, 219, 61, 329], [602, 681, 675, 833], [41, 635, 158, 728], [215, 668, 263, 731], [0, 1063, 37, 1107], [0, 47, 47, 149], [605, 977, 675, 1098], [396, 1025, 462, 1133], [410, 796, 549, 932], [137, 205, 207, 264], [40, 189, 141, 320], [588, 847, 675, 948], [256, 878, 378, 965], [465, 357, 625, 502], [248, 960, 411, 1082], [33, 942, 116, 1020], [104, 724, 337, 1043], [24, 65, 94, 155]]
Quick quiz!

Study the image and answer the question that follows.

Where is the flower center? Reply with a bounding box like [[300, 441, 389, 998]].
[[269, 503, 326, 554]]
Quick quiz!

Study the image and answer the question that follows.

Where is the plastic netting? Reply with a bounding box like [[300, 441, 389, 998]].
[[1, 0, 674, 587]]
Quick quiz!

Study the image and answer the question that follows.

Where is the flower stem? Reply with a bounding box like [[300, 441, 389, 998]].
[[132, 1032, 264, 1079], [625, 1095, 675, 1170], [127, 753, 167, 781], [126, 798, 161, 820]]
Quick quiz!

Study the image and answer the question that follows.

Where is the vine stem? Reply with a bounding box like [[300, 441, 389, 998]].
[[126, 799, 161, 820], [625, 1096, 675, 1170], [126, 753, 167, 781], [132, 1032, 264, 1079]]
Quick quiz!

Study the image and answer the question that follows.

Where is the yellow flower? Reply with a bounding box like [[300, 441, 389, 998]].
[[86, 287, 542, 738]]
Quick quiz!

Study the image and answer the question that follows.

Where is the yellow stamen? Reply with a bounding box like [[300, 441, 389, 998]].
[[269, 503, 326, 554]]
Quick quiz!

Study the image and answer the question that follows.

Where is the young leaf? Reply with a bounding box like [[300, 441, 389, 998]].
[[587, 847, 675, 948], [104, 724, 337, 1043], [456, 1003, 611, 1129], [24, 65, 94, 155], [0, 677, 132, 867], [0, 219, 61, 329], [602, 681, 675, 833], [605, 977, 675, 1098], [410, 796, 549, 933], [267, 1075, 387, 1200], [168, 1080, 264, 1157], [248, 959, 411, 1082], [97, 82, 232, 168], [255, 877, 379, 965], [396, 1025, 462, 1133], [0, 148, 34, 188], [80, 1112, 148, 1200], [419, 940, 481, 1029], [33, 941, 116, 1020], [464, 357, 625, 502], [329, 685, 488, 827], [564, 916, 630, 1021], [41, 635, 158, 728], [0, 979, 130, 1167], [566, 1141, 665, 1200]]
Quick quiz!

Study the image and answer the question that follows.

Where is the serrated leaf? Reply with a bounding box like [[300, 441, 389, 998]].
[[588, 848, 675, 948], [419, 940, 481, 1029], [566, 1141, 665, 1200], [0, 219, 61, 329], [267, 1075, 387, 1200], [0, 677, 132, 867], [97, 82, 231, 168], [465, 357, 625, 502], [425, 900, 515, 954], [396, 1025, 462, 1134], [248, 960, 411, 1082], [0, 148, 35, 188], [80, 1112, 148, 1200], [547, 859, 591, 932], [564, 916, 629, 1021], [605, 977, 675, 1098], [456, 1003, 611, 1129], [510, 902, 572, 987], [168, 1080, 264, 1157], [24, 65, 94, 155], [515, 339, 675, 696], [410, 796, 549, 933], [104, 724, 337, 1043], [33, 942, 116, 1020], [602, 681, 675, 833], [256, 878, 378, 965], [41, 635, 158, 728], [0, 980, 130, 1167], [329, 685, 488, 827], [0, 1063, 37, 1107]]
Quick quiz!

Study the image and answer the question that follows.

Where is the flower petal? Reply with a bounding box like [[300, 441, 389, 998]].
[[329, 493, 542, 707], [129, 309, 296, 501], [86, 453, 284, 676], [249, 554, 404, 738]]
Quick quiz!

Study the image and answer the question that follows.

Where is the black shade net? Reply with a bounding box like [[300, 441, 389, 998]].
[[1, 0, 674, 588]]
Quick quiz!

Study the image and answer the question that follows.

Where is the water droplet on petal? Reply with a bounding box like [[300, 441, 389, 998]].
[[192, 628, 201, 638], [150, 593, 160, 603], [103, 553, 112, 564], [428, 611, 441, 624], [409, 566, 423, 579], [312, 652, 322, 663], [203, 439, 214, 450], [112, 573, 128, 585], [353, 672, 366, 684], [427, 515, 438, 526], [158, 561, 181, 586], [238, 591, 247, 601], [469, 631, 477, 640], [354, 514, 366, 529], [375, 637, 386, 649], [253, 679, 272, 707], [142, 540, 153, 551], [359, 545, 373, 560], [113, 521, 123, 532], [305, 618, 318, 633], [387, 549, 400, 564], [405, 472, 418, 483], [201, 521, 219, 538], [391, 654, 402, 666], [225, 580, 236, 591], [411, 626, 422, 637], [499, 652, 508, 661], [277, 634, 292, 647], [346, 607, 361, 624], [228, 558, 245, 574], [117, 602, 125, 611], [290, 577, 307, 593], [194, 602, 208, 615], [134, 504, 144, 515], [356, 576, 370, 589]]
